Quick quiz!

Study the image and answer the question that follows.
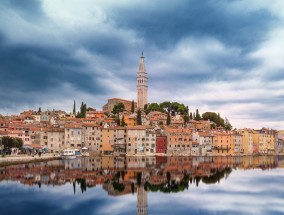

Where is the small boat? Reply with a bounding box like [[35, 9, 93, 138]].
[[81, 147, 90, 157], [61, 149, 77, 159]]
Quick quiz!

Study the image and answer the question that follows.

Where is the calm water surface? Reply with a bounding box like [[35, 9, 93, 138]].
[[0, 156, 283, 215]]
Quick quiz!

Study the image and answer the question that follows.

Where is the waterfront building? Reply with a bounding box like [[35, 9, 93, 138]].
[[255, 128, 276, 154], [156, 136, 167, 154], [47, 128, 65, 153], [126, 126, 147, 155], [137, 53, 148, 110], [192, 132, 214, 156], [113, 127, 127, 156], [64, 123, 82, 148], [29, 127, 48, 147], [82, 123, 101, 152], [239, 129, 253, 155], [100, 127, 115, 155], [276, 131, 284, 153], [253, 131, 259, 154], [7, 130, 31, 145], [145, 127, 156, 155], [165, 127, 192, 156], [230, 132, 243, 155], [213, 132, 232, 156]]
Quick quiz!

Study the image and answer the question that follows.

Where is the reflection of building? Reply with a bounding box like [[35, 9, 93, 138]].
[[137, 185, 148, 215]]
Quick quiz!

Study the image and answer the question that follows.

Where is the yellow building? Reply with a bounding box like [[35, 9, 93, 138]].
[[253, 128, 276, 154], [100, 127, 115, 155], [253, 131, 259, 154], [239, 129, 253, 155]]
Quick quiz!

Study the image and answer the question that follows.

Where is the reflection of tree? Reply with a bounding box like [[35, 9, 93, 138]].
[[195, 176, 201, 187], [75, 178, 87, 193], [137, 172, 142, 187], [111, 171, 125, 192], [73, 181, 76, 195], [112, 181, 125, 192], [131, 182, 135, 195], [202, 167, 232, 184], [144, 173, 190, 193]]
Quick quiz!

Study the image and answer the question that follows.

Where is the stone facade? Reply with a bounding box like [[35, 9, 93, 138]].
[[103, 98, 137, 113]]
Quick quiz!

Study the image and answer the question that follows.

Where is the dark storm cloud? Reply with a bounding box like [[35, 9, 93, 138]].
[[0, 0, 283, 128], [1, 0, 45, 20], [110, 0, 275, 49], [0, 37, 109, 107]]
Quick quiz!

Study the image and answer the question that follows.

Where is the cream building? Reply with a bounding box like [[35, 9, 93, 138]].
[[47, 128, 65, 153], [82, 124, 101, 153], [64, 124, 82, 148]]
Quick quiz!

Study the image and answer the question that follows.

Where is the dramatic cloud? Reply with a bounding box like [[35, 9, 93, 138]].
[[0, 0, 284, 129]]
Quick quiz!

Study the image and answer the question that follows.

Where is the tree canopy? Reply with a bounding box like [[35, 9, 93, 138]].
[[202, 112, 232, 130], [1, 136, 23, 148], [145, 101, 188, 115], [137, 109, 142, 125], [112, 103, 125, 114]]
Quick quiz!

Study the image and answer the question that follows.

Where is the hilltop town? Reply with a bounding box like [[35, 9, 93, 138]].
[[0, 54, 283, 156]]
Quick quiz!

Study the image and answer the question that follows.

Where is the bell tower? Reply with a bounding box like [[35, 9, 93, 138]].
[[137, 52, 148, 110]]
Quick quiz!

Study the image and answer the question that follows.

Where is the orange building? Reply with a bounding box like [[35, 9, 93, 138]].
[[213, 132, 233, 156], [164, 126, 192, 155], [124, 115, 136, 126], [100, 127, 115, 155]]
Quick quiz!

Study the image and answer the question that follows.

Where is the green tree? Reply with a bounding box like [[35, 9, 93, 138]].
[[202, 112, 226, 128], [112, 103, 125, 114], [183, 113, 190, 124], [224, 117, 232, 131], [2, 136, 23, 148], [115, 117, 120, 126], [146, 103, 162, 113], [38, 107, 42, 113], [195, 109, 202, 121], [189, 112, 193, 120], [73, 100, 76, 115], [137, 109, 142, 125], [144, 104, 148, 111], [77, 102, 87, 118], [121, 116, 127, 127], [160, 101, 171, 112], [131, 100, 135, 113], [87, 107, 95, 111], [166, 112, 171, 125]]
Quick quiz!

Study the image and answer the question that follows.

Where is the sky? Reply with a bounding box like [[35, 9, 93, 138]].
[[0, 0, 284, 129]]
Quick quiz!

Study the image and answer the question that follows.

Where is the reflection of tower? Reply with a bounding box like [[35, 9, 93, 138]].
[[137, 185, 148, 215], [137, 52, 148, 110]]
